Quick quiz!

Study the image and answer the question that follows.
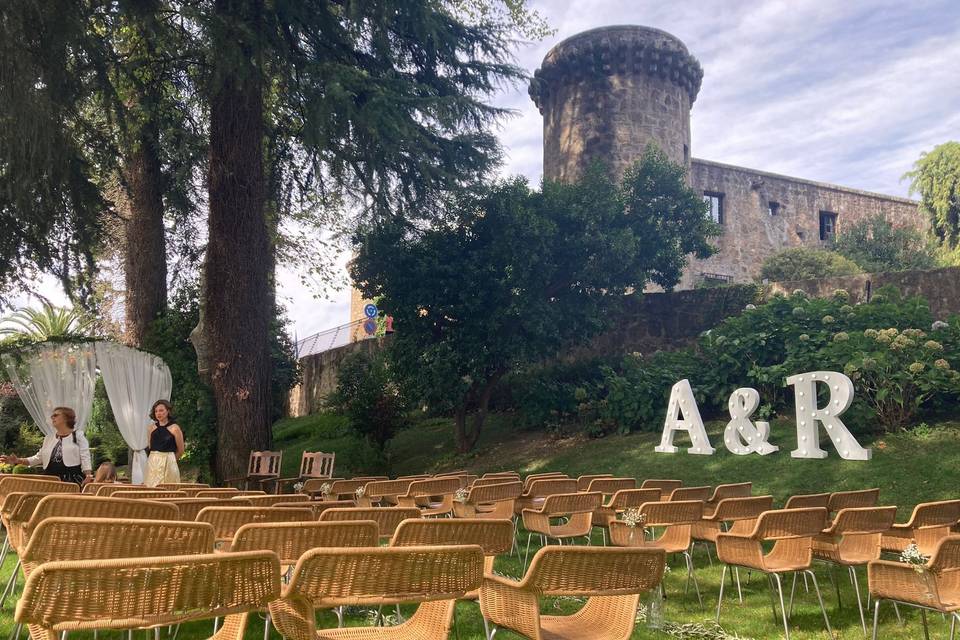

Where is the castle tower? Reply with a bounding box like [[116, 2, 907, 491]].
[[530, 25, 703, 182]]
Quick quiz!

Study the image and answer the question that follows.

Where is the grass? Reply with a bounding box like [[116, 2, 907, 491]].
[[1, 414, 958, 639]]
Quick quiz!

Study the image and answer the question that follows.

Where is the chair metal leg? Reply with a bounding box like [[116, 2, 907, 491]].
[[601, 528, 607, 546], [734, 567, 743, 603], [828, 563, 841, 609], [802, 571, 809, 593], [263, 612, 271, 640], [0, 535, 9, 567], [766, 574, 779, 624], [849, 565, 867, 636], [482, 619, 497, 640], [921, 608, 930, 640], [334, 606, 344, 628], [773, 573, 791, 640], [806, 570, 833, 638], [0, 559, 20, 608], [683, 551, 703, 610], [7, 622, 21, 640], [522, 532, 534, 573], [950, 612, 957, 640], [715, 564, 727, 623], [893, 601, 903, 625], [788, 571, 798, 618], [872, 600, 881, 640]]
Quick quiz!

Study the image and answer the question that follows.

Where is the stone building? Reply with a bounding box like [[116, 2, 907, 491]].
[[530, 25, 922, 290]]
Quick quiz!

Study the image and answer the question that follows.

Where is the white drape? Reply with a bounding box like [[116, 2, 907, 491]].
[[95, 342, 172, 485], [1, 343, 98, 436]]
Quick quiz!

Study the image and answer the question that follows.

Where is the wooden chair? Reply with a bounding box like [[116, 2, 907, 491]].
[[522, 492, 602, 570], [881, 499, 960, 556], [868, 534, 960, 640], [16, 551, 280, 640], [453, 481, 522, 520], [584, 477, 636, 495], [641, 479, 683, 494], [396, 477, 462, 516], [716, 507, 831, 639], [318, 507, 421, 541], [784, 492, 830, 509], [196, 506, 314, 548], [225, 451, 283, 492], [269, 545, 484, 640], [812, 506, 898, 634], [274, 451, 336, 494], [703, 482, 752, 517], [666, 485, 711, 502], [576, 474, 613, 491], [593, 488, 661, 545], [479, 546, 665, 640], [610, 499, 705, 608]]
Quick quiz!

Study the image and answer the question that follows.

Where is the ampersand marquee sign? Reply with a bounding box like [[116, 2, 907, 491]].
[[655, 371, 871, 461]]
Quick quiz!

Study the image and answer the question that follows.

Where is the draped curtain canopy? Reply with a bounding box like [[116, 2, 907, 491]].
[[3, 341, 172, 483]]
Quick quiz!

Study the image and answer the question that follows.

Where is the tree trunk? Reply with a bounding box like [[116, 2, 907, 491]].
[[454, 371, 504, 453], [123, 126, 167, 347], [204, 0, 272, 481]]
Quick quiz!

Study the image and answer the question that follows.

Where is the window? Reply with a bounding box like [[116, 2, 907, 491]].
[[768, 201, 781, 216], [819, 211, 837, 241], [703, 192, 724, 224]]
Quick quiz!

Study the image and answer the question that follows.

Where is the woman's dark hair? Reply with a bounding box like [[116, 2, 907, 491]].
[[149, 399, 176, 424], [52, 407, 76, 429]]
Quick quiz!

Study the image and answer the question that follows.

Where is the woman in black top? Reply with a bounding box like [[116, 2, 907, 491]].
[[144, 399, 185, 487]]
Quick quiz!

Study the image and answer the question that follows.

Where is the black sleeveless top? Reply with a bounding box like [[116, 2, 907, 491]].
[[150, 423, 178, 453]]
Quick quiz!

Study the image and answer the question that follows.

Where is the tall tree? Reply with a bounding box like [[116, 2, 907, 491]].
[[352, 150, 718, 452], [906, 141, 960, 249]]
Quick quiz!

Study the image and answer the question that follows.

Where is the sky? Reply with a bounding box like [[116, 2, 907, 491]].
[[10, 0, 960, 341]]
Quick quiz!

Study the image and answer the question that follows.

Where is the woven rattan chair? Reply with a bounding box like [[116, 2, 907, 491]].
[[640, 479, 683, 494], [395, 477, 462, 516], [158, 482, 211, 489], [703, 482, 753, 517], [576, 474, 613, 491], [239, 493, 311, 507], [274, 451, 336, 494], [196, 506, 314, 548], [868, 534, 960, 640], [106, 489, 188, 499], [296, 499, 356, 518], [521, 472, 567, 491], [472, 476, 522, 489], [195, 488, 259, 499], [610, 499, 705, 608], [15, 551, 281, 640], [812, 506, 898, 634], [592, 488, 661, 545], [95, 483, 146, 496], [881, 499, 960, 556], [232, 520, 379, 564], [584, 477, 636, 495], [692, 495, 774, 574], [514, 478, 579, 515], [829, 488, 880, 516], [269, 545, 484, 639], [157, 498, 251, 521], [666, 485, 711, 502], [481, 471, 520, 481], [452, 481, 522, 520], [357, 479, 415, 507], [479, 545, 665, 640], [318, 506, 421, 541], [80, 481, 116, 495], [521, 492, 603, 570], [784, 492, 831, 510], [715, 507, 831, 639], [311, 479, 364, 500]]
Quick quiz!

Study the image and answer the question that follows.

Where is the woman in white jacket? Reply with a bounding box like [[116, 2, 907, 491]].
[[1, 407, 92, 485]]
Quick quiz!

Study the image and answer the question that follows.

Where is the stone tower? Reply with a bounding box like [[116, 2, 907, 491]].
[[530, 25, 703, 182]]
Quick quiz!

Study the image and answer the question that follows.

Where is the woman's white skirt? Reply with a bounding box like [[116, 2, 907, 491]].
[[145, 451, 180, 487]]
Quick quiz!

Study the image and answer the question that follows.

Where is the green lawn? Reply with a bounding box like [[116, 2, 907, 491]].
[[1, 415, 958, 639]]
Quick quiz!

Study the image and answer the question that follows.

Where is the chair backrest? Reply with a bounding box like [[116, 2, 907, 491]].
[[298, 452, 335, 480], [318, 507, 421, 539], [307, 500, 356, 518], [391, 518, 514, 556], [107, 489, 188, 500], [784, 493, 830, 510], [526, 546, 665, 596], [281, 545, 484, 607], [194, 488, 245, 499], [755, 508, 828, 540], [156, 498, 247, 521], [522, 472, 567, 492], [707, 482, 752, 504], [466, 481, 522, 504], [829, 506, 898, 535], [640, 500, 703, 526], [586, 477, 636, 495], [906, 500, 960, 529], [640, 479, 682, 493], [523, 478, 578, 498], [247, 451, 283, 478], [576, 474, 614, 491], [929, 535, 960, 576], [28, 495, 178, 530], [196, 507, 314, 542], [538, 492, 603, 516], [403, 477, 461, 498], [240, 494, 310, 507], [397, 474, 431, 480], [0, 478, 77, 507], [481, 472, 520, 480], [667, 486, 711, 502], [81, 482, 115, 495], [95, 484, 147, 496], [363, 479, 414, 500], [158, 483, 210, 490], [828, 488, 879, 513], [325, 479, 366, 497], [23, 518, 215, 565], [231, 521, 379, 563], [0, 473, 60, 482], [712, 496, 775, 522], [16, 551, 280, 633], [607, 488, 661, 511], [472, 476, 522, 488]]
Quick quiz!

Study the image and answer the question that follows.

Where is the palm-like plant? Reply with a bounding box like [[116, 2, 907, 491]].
[[0, 302, 95, 340]]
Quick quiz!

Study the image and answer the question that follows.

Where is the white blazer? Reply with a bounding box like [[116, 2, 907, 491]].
[[25, 431, 93, 472]]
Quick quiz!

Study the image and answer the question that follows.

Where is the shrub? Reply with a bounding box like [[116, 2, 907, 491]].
[[760, 247, 862, 281], [325, 350, 409, 450], [832, 215, 938, 273]]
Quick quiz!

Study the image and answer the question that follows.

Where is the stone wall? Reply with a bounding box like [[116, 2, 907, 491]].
[[288, 337, 388, 418]]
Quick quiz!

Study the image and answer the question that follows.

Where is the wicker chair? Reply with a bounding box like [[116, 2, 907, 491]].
[[224, 451, 283, 492], [196, 506, 315, 548], [521, 492, 603, 570], [80, 481, 116, 495], [640, 479, 683, 494], [521, 472, 567, 492], [514, 478, 579, 515], [881, 499, 960, 556], [269, 545, 485, 639], [15, 551, 280, 640], [592, 488, 662, 545], [812, 506, 898, 634], [232, 520, 378, 563], [481, 472, 520, 481], [357, 479, 415, 507], [610, 499, 705, 608], [295, 499, 356, 518], [576, 474, 614, 491], [312, 479, 365, 500], [703, 483, 753, 517], [472, 476, 522, 489], [396, 477, 462, 517], [318, 507, 421, 541], [784, 493, 831, 509], [829, 488, 880, 516], [195, 488, 258, 499], [584, 477, 636, 496], [95, 483, 147, 496], [666, 486, 711, 502], [692, 495, 774, 574], [158, 482, 211, 490], [106, 489, 188, 499], [452, 481, 522, 520], [715, 507, 831, 639], [158, 498, 250, 521], [868, 534, 960, 640], [274, 451, 336, 494], [479, 546, 665, 640], [239, 493, 311, 507]]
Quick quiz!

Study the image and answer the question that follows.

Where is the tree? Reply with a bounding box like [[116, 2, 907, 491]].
[[832, 215, 938, 273], [0, 303, 96, 341], [905, 141, 960, 249], [325, 350, 408, 451], [760, 247, 862, 282], [351, 149, 719, 452]]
